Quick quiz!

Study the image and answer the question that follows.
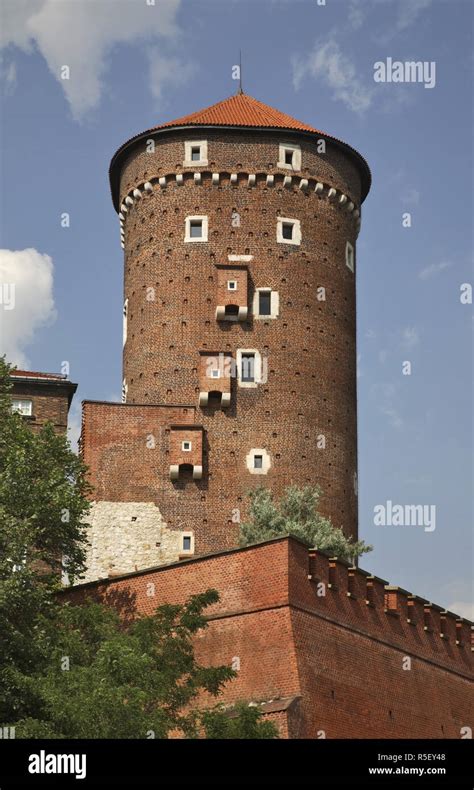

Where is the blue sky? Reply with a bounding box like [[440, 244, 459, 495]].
[[0, 0, 472, 616]]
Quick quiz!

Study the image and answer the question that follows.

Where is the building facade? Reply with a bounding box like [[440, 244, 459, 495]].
[[81, 91, 371, 576], [10, 370, 77, 435]]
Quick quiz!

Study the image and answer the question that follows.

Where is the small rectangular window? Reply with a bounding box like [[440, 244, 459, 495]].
[[284, 149, 293, 166], [254, 455, 263, 469], [12, 399, 33, 416], [227, 280, 237, 291], [282, 222, 294, 240], [240, 353, 255, 383], [258, 291, 271, 316], [346, 242, 355, 272], [190, 220, 203, 238], [210, 369, 220, 379], [191, 146, 201, 161], [182, 441, 192, 452], [183, 535, 192, 551]]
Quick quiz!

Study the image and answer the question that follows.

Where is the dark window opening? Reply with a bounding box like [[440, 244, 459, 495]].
[[282, 222, 294, 240], [254, 455, 263, 469], [178, 463, 194, 480], [191, 146, 201, 161], [284, 149, 293, 166], [224, 304, 239, 317], [259, 291, 271, 315], [183, 535, 192, 551]]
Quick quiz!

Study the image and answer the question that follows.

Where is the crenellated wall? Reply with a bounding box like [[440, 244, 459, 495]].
[[63, 536, 474, 739]]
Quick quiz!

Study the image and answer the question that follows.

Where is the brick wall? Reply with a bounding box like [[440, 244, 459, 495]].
[[82, 125, 362, 559], [11, 382, 71, 434], [64, 537, 474, 739]]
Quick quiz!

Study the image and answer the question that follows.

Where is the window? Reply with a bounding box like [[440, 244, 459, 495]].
[[210, 368, 221, 379], [190, 220, 203, 238], [346, 241, 355, 272], [240, 353, 255, 383], [183, 535, 192, 551], [227, 280, 237, 291], [258, 290, 271, 316], [185, 215, 208, 242], [254, 288, 279, 319], [282, 222, 293, 240], [246, 448, 271, 474], [123, 298, 128, 347], [121, 379, 128, 403], [278, 143, 301, 170], [277, 217, 301, 246], [182, 441, 192, 452], [183, 140, 208, 166], [12, 399, 32, 416]]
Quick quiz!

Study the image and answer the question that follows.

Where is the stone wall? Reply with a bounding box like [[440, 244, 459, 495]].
[[82, 501, 192, 583]]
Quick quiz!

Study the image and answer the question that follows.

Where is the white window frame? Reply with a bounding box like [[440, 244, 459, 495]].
[[278, 142, 301, 171], [210, 369, 221, 379], [227, 280, 237, 291], [123, 298, 128, 347], [246, 448, 271, 475], [253, 288, 279, 320], [182, 440, 192, 452], [185, 215, 208, 243], [183, 140, 208, 167], [236, 349, 262, 388], [12, 399, 33, 416], [181, 532, 195, 554], [346, 241, 355, 272], [277, 217, 301, 246]]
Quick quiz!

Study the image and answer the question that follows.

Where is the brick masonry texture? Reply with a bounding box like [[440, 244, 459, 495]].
[[64, 537, 474, 739], [81, 126, 361, 561], [11, 381, 71, 434]]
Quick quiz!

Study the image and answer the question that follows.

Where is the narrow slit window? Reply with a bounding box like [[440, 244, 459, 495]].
[[241, 353, 255, 383], [183, 535, 192, 551], [258, 291, 271, 316]]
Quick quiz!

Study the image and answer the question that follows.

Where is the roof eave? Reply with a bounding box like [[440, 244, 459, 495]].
[[109, 123, 371, 212]]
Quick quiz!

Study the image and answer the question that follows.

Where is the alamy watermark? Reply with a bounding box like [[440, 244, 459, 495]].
[[374, 58, 436, 89], [374, 500, 436, 532]]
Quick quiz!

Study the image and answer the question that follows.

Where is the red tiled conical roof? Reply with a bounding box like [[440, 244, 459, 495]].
[[157, 92, 320, 133], [109, 92, 371, 208]]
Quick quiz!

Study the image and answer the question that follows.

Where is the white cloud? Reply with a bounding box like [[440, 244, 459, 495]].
[[395, 0, 433, 34], [0, 0, 185, 120], [0, 248, 56, 367], [292, 37, 374, 114], [418, 260, 454, 281], [147, 49, 195, 103], [401, 326, 419, 349]]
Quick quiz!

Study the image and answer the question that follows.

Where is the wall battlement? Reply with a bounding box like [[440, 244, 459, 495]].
[[65, 536, 473, 738]]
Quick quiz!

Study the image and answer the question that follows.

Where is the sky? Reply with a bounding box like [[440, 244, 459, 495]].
[[0, 0, 472, 617]]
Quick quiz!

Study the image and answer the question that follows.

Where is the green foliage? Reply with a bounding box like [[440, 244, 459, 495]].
[[0, 358, 277, 738], [0, 356, 91, 723], [240, 485, 372, 562], [11, 591, 277, 739], [201, 702, 278, 739]]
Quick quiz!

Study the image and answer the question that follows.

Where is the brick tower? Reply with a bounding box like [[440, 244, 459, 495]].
[[81, 91, 371, 578]]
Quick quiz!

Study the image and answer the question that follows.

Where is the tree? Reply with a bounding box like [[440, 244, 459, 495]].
[[0, 357, 91, 724], [239, 485, 372, 562], [13, 590, 277, 739], [0, 358, 277, 738]]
